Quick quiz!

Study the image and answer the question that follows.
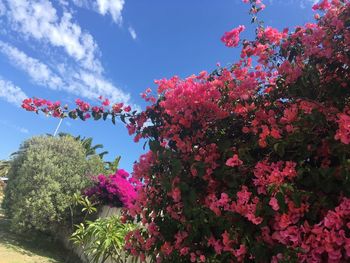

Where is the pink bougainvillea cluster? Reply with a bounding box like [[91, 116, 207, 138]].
[[221, 25, 246, 47], [84, 169, 139, 209], [22, 0, 350, 262], [22, 96, 133, 121]]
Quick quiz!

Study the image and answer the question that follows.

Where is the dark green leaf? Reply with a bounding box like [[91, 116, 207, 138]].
[[276, 192, 287, 213]]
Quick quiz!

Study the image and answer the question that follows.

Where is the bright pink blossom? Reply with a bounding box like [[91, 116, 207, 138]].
[[269, 197, 279, 211], [335, 112, 350, 144], [221, 25, 245, 47], [225, 154, 243, 167]]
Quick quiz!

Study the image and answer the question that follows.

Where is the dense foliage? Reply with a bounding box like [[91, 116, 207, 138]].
[[2, 135, 105, 233], [22, 0, 350, 262]]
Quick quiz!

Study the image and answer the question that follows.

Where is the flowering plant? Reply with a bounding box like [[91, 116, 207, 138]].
[[84, 169, 139, 209], [22, 0, 350, 262]]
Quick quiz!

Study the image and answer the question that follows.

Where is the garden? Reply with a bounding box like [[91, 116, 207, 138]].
[[1, 0, 350, 262]]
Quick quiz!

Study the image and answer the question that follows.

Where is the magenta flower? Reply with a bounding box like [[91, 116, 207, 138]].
[[85, 169, 138, 208]]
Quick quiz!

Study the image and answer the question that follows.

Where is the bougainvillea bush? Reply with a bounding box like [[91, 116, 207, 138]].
[[84, 169, 139, 209], [22, 0, 350, 262]]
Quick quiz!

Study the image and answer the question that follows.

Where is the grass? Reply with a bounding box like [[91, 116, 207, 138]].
[[0, 188, 82, 263]]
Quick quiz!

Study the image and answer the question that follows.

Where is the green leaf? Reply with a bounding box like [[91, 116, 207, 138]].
[[196, 162, 206, 177], [76, 109, 84, 120], [149, 140, 161, 152], [291, 192, 301, 208], [171, 158, 182, 175], [92, 111, 101, 120], [120, 114, 126, 124], [273, 143, 285, 157], [276, 192, 287, 213], [68, 111, 77, 119]]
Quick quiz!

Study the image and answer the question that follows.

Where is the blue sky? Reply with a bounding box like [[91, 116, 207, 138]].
[[0, 0, 316, 172]]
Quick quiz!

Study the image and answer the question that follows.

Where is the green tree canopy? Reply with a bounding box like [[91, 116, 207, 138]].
[[2, 135, 105, 233]]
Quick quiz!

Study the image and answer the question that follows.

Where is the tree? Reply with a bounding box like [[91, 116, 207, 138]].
[[2, 135, 105, 233], [56, 132, 121, 173], [57, 132, 109, 159]]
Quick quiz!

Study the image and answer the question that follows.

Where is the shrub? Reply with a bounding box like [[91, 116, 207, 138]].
[[71, 215, 137, 263], [84, 169, 139, 208], [2, 135, 105, 233], [22, 0, 350, 262]]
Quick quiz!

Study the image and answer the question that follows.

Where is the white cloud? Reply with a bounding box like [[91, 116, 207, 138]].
[[95, 0, 124, 24], [71, 0, 89, 8], [70, 0, 124, 25], [0, 41, 64, 90], [0, 1, 135, 108], [0, 41, 131, 105], [128, 26, 137, 40], [73, 69, 130, 103], [0, 77, 27, 106], [5, 0, 102, 73]]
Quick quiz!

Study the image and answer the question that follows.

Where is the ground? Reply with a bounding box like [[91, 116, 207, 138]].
[[0, 187, 82, 263]]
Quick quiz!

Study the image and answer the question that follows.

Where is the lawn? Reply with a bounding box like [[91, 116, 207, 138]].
[[0, 189, 82, 263]]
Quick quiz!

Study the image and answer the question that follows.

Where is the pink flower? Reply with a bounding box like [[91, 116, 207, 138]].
[[208, 236, 223, 254], [112, 103, 124, 113], [281, 105, 298, 123], [270, 128, 282, 139], [278, 214, 292, 229], [124, 105, 132, 112], [225, 154, 243, 167], [221, 25, 245, 47], [85, 169, 138, 208], [161, 242, 173, 256], [258, 26, 286, 45], [222, 231, 234, 252], [102, 98, 110, 106], [312, 0, 331, 11], [234, 244, 247, 262], [190, 253, 196, 262], [171, 187, 181, 202], [92, 106, 100, 113], [180, 247, 189, 256], [236, 186, 251, 204], [335, 113, 350, 144], [269, 197, 280, 211]]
